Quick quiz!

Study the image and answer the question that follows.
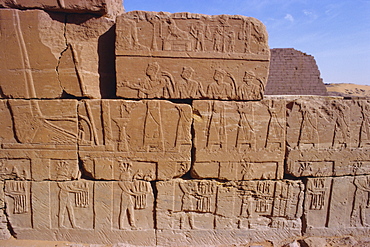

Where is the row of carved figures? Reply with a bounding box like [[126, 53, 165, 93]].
[[119, 62, 264, 100], [121, 14, 268, 54]]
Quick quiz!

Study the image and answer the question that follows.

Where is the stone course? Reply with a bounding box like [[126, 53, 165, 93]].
[[0, 1, 369, 246]]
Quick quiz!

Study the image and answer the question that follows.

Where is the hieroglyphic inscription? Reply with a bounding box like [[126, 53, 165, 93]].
[[78, 100, 192, 180], [286, 98, 370, 177], [116, 11, 269, 100], [3, 180, 156, 245], [157, 179, 303, 231], [304, 176, 370, 236], [192, 100, 285, 180]]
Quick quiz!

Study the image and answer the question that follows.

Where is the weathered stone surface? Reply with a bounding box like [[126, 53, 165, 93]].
[[0, 9, 115, 99], [64, 14, 116, 98], [0, 182, 11, 240], [78, 100, 192, 180], [0, 100, 79, 181], [265, 48, 328, 96], [4, 180, 155, 245], [0, 0, 124, 17], [156, 179, 304, 245], [116, 11, 270, 100], [304, 176, 370, 237], [192, 99, 285, 180], [286, 98, 370, 177]]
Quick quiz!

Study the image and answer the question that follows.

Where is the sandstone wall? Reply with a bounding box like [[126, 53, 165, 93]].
[[0, 3, 369, 247], [265, 48, 328, 96]]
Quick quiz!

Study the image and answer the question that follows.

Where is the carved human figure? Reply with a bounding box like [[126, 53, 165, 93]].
[[235, 104, 255, 151], [174, 105, 191, 150], [113, 103, 132, 152], [207, 69, 235, 99], [331, 101, 350, 148], [359, 101, 370, 148], [179, 181, 197, 229], [251, 22, 268, 54], [213, 26, 223, 52], [350, 176, 370, 227], [145, 12, 161, 51], [238, 19, 250, 53], [177, 66, 206, 98], [206, 102, 226, 151], [238, 187, 255, 229], [118, 162, 137, 230], [295, 183, 305, 218], [143, 101, 164, 152], [121, 62, 175, 98], [226, 31, 235, 52], [237, 71, 264, 100], [265, 101, 284, 150], [119, 18, 148, 51], [190, 22, 206, 51], [57, 181, 88, 228], [298, 102, 319, 149]]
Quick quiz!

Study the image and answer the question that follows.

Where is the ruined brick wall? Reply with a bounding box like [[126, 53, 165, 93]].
[[0, 3, 369, 247], [265, 48, 328, 96]]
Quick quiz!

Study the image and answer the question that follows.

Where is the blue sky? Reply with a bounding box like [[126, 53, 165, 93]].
[[124, 0, 370, 85]]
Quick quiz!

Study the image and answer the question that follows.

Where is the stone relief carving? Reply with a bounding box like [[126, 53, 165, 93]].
[[116, 11, 269, 100], [193, 100, 285, 180], [157, 179, 303, 232], [117, 11, 268, 55], [304, 176, 370, 236], [77, 100, 191, 180], [286, 99, 370, 177]]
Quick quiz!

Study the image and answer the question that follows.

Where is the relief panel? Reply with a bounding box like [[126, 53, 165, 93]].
[[78, 100, 192, 180], [0, 100, 79, 181], [286, 99, 370, 177], [5, 180, 156, 245], [156, 179, 303, 245], [192, 100, 285, 180], [304, 176, 370, 237], [116, 11, 269, 100]]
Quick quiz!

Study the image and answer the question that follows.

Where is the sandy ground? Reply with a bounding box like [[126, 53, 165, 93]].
[[326, 83, 370, 98]]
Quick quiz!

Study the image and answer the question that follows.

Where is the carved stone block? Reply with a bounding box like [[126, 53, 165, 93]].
[[286, 98, 370, 177], [0, 9, 115, 99], [116, 11, 270, 100], [192, 100, 285, 180], [304, 176, 370, 237], [78, 100, 192, 180], [0, 100, 79, 181], [4, 180, 155, 245], [0, 0, 124, 17], [156, 179, 304, 245]]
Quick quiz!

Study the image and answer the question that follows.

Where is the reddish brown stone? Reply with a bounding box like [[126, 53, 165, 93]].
[[265, 48, 328, 96]]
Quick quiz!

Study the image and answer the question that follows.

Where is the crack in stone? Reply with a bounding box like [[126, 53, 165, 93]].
[[55, 14, 69, 97]]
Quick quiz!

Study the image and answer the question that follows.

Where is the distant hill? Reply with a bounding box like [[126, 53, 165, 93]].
[[325, 83, 370, 98]]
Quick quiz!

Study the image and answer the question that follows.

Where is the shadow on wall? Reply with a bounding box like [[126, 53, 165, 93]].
[[98, 24, 117, 98]]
